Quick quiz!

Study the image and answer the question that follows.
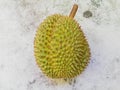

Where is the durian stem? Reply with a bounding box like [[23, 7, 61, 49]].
[[69, 4, 78, 18]]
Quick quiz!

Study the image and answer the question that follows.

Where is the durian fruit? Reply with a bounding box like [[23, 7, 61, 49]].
[[34, 4, 90, 79]]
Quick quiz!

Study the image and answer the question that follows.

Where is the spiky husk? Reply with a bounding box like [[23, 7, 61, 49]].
[[34, 14, 90, 78]]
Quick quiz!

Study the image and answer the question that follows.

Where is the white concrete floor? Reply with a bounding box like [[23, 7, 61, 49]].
[[0, 0, 120, 90]]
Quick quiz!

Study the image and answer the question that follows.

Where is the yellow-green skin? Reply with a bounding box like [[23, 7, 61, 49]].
[[34, 14, 90, 78]]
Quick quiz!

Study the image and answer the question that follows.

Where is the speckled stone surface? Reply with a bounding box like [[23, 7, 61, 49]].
[[0, 0, 120, 90]]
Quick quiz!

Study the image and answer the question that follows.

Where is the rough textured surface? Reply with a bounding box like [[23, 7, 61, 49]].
[[0, 0, 120, 90], [34, 14, 90, 78]]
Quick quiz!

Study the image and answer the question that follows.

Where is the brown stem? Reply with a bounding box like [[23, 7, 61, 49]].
[[69, 4, 78, 18]]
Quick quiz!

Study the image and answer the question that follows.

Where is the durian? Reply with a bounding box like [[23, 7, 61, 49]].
[[34, 4, 90, 79]]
